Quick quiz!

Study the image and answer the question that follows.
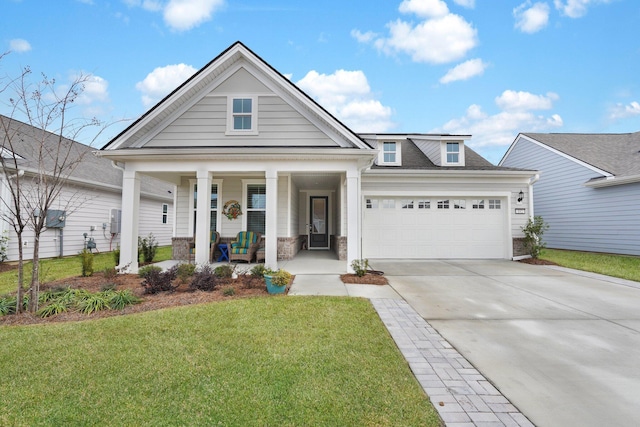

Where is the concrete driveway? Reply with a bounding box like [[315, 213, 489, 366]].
[[370, 259, 640, 427]]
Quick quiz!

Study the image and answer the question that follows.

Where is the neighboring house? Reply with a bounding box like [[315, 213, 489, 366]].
[[98, 42, 537, 272], [500, 132, 640, 256], [0, 115, 174, 261]]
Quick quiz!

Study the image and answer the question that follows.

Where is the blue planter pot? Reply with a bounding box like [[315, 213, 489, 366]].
[[265, 275, 286, 294]]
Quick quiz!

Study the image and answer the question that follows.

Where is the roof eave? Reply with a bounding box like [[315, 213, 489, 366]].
[[584, 174, 640, 188]]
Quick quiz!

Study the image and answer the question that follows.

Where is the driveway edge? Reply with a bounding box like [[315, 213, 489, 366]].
[[371, 298, 535, 427]]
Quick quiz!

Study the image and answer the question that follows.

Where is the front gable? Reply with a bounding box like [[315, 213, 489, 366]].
[[104, 42, 370, 153]]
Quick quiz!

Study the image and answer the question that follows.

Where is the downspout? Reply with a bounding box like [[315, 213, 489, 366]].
[[528, 173, 540, 218], [358, 155, 377, 262]]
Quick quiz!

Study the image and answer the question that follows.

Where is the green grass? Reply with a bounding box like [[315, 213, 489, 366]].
[[540, 249, 640, 282], [0, 246, 172, 295], [0, 297, 440, 426]]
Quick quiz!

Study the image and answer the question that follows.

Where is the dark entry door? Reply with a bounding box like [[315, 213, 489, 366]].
[[309, 196, 328, 248]]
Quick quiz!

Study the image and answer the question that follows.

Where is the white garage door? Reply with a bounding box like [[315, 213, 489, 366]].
[[362, 197, 507, 259]]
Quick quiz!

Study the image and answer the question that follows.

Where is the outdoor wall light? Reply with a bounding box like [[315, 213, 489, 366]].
[[517, 190, 524, 203]]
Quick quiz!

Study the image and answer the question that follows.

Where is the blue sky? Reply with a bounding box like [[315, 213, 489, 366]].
[[2, 0, 639, 163]]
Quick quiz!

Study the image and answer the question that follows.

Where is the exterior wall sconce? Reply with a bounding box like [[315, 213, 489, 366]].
[[517, 190, 524, 204]]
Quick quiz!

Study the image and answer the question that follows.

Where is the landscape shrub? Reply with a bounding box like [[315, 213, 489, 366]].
[[138, 233, 158, 263], [522, 215, 550, 259], [0, 231, 8, 263], [177, 263, 196, 284], [103, 267, 117, 281], [80, 249, 94, 277], [141, 265, 178, 294], [105, 290, 141, 310], [214, 264, 234, 278], [113, 246, 120, 265], [77, 293, 110, 315], [350, 259, 369, 277], [37, 300, 69, 318], [250, 264, 267, 278], [222, 286, 235, 297], [138, 265, 162, 279], [101, 283, 118, 292], [189, 265, 218, 292], [0, 296, 17, 316]]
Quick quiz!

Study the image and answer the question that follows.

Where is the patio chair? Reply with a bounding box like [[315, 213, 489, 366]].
[[229, 231, 261, 263]]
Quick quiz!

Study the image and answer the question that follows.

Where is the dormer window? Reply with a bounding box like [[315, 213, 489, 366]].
[[378, 141, 401, 166], [447, 142, 459, 163], [226, 96, 258, 135], [442, 141, 464, 166]]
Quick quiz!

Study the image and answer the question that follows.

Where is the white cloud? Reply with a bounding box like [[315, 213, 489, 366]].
[[350, 29, 377, 43], [433, 90, 563, 149], [398, 0, 449, 18], [553, 0, 613, 18], [164, 0, 224, 31], [356, 1, 477, 64], [75, 75, 110, 105], [453, 0, 475, 7], [296, 69, 394, 132], [136, 63, 197, 108], [609, 101, 640, 120], [9, 38, 31, 53], [440, 58, 487, 84], [495, 90, 558, 111], [514, 2, 550, 33], [125, 0, 224, 31]]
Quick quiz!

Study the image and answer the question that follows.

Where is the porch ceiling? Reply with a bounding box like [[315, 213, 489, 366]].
[[291, 173, 341, 190]]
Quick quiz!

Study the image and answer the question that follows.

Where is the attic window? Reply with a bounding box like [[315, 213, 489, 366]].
[[447, 143, 459, 163], [442, 141, 465, 166], [378, 141, 401, 166], [226, 96, 258, 135]]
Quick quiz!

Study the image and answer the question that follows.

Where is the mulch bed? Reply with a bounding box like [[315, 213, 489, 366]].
[[518, 257, 558, 266], [340, 273, 388, 285], [0, 272, 273, 327]]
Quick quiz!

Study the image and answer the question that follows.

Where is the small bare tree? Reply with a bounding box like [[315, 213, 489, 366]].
[[1, 61, 108, 313]]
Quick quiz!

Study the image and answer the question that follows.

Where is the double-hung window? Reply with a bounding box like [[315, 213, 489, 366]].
[[227, 96, 257, 135], [191, 182, 220, 235], [446, 142, 460, 163], [162, 204, 168, 224], [378, 141, 401, 166], [245, 183, 266, 235]]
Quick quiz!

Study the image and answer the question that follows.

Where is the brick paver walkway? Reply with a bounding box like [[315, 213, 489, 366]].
[[371, 298, 535, 427]]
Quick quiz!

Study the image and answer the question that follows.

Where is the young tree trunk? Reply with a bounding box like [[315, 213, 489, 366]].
[[27, 235, 40, 313], [15, 234, 24, 313]]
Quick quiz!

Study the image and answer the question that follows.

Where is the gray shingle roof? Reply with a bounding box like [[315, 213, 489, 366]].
[[523, 132, 640, 177], [370, 138, 532, 171], [1, 115, 172, 198]]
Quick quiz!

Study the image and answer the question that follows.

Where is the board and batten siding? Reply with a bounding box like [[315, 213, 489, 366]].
[[145, 67, 336, 148], [502, 137, 640, 256]]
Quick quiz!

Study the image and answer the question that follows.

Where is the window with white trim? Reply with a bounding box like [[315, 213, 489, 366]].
[[472, 199, 485, 209], [417, 200, 430, 209], [378, 141, 401, 166], [227, 96, 258, 135], [401, 199, 414, 209], [437, 199, 450, 209], [246, 183, 266, 234], [192, 183, 219, 235], [446, 142, 460, 163], [488, 199, 501, 209], [453, 199, 466, 209], [162, 204, 168, 224], [366, 198, 378, 209]]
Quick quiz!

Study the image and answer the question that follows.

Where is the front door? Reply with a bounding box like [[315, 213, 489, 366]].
[[309, 196, 328, 248]]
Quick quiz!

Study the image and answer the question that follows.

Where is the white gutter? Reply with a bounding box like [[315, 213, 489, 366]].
[[583, 174, 640, 188], [528, 173, 540, 218]]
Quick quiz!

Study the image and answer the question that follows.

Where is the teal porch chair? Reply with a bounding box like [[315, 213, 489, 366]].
[[229, 231, 262, 263]]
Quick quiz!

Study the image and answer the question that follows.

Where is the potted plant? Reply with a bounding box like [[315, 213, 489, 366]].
[[264, 268, 292, 294]]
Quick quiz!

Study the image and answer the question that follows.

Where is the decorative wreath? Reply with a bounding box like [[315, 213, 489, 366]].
[[222, 200, 243, 220]]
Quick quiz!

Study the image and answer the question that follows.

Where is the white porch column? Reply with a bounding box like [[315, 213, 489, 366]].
[[346, 169, 360, 273], [120, 169, 140, 273], [265, 169, 278, 269], [195, 170, 212, 265]]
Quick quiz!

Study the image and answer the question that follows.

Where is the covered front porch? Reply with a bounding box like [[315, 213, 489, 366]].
[[115, 153, 369, 273]]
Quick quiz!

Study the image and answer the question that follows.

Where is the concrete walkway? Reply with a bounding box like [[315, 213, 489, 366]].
[[289, 274, 533, 427]]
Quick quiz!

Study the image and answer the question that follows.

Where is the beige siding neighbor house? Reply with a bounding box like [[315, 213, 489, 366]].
[[98, 42, 537, 273]]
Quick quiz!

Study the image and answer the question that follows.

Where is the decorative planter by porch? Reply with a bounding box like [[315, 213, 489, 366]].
[[264, 275, 286, 294]]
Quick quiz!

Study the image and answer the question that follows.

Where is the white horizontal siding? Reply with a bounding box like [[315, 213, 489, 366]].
[[502, 137, 640, 255]]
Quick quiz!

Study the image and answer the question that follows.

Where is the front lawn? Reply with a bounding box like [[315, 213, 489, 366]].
[[540, 249, 640, 282], [0, 297, 440, 426], [0, 246, 172, 295]]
